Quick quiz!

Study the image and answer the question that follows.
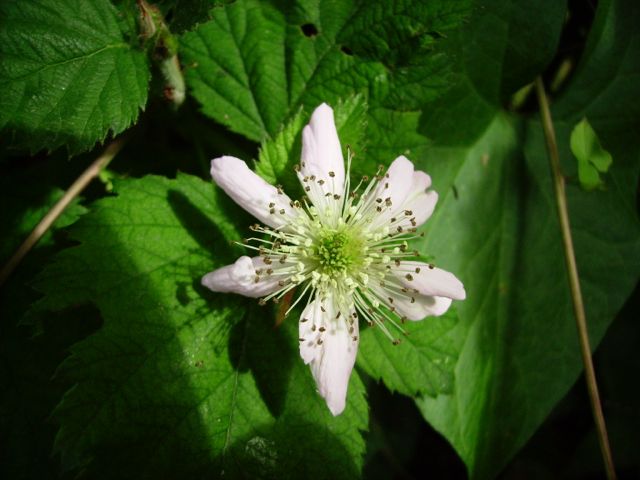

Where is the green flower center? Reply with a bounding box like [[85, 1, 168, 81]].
[[315, 229, 364, 275]]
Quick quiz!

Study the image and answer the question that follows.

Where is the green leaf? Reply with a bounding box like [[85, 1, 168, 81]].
[[255, 108, 305, 194], [0, 0, 150, 154], [570, 117, 613, 191], [33, 174, 368, 478], [179, 0, 471, 141], [411, 0, 640, 478], [461, 0, 568, 104], [357, 308, 459, 397]]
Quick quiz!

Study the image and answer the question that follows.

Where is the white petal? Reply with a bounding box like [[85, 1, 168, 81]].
[[381, 288, 453, 321], [201, 256, 280, 298], [398, 171, 438, 228], [402, 190, 438, 228], [375, 156, 415, 210], [210, 156, 297, 229], [396, 262, 466, 300], [299, 297, 358, 416], [300, 104, 345, 196]]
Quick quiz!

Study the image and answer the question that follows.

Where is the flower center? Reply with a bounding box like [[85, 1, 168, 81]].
[[315, 228, 364, 275]]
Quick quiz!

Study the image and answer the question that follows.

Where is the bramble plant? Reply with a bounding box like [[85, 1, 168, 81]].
[[1, 1, 638, 479]]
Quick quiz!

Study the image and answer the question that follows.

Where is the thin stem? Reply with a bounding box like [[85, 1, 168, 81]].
[[0, 137, 126, 287], [534, 77, 616, 480]]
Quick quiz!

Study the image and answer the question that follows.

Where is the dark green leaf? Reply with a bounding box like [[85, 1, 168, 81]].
[[462, 0, 568, 104], [413, 1, 640, 477], [0, 0, 150, 154], [179, 0, 470, 141], [33, 174, 368, 478]]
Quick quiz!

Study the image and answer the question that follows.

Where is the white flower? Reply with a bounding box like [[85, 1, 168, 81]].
[[202, 104, 466, 415]]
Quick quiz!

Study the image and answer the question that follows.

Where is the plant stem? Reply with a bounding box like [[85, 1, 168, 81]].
[[0, 137, 126, 287], [534, 77, 616, 480]]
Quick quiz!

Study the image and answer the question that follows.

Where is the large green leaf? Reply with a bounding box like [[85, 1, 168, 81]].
[[461, 0, 567, 104], [179, 0, 470, 141], [413, 0, 640, 478], [33, 174, 368, 478], [0, 0, 150, 154]]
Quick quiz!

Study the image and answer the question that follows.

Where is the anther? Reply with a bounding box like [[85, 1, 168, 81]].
[[301, 318, 308, 322], [311, 325, 316, 331], [305, 186, 311, 192], [406, 273, 413, 281], [415, 267, 421, 273], [404, 210, 413, 216], [392, 339, 401, 345], [279, 209, 285, 214], [320, 306, 326, 312], [410, 297, 415, 303], [333, 194, 341, 200], [429, 263, 435, 269], [258, 299, 266, 306], [329, 171, 335, 177], [319, 326, 326, 332], [352, 336, 358, 341], [317, 338, 323, 345], [299, 337, 305, 342]]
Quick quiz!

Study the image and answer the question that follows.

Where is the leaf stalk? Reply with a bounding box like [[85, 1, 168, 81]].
[[0, 137, 126, 287], [534, 77, 617, 480]]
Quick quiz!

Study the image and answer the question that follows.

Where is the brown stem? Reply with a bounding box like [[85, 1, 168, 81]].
[[0, 137, 126, 287], [534, 77, 616, 480]]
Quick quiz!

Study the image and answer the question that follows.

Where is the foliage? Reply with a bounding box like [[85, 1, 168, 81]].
[[1, 0, 639, 479]]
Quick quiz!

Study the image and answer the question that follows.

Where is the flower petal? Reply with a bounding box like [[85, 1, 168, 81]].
[[299, 297, 358, 416], [376, 156, 415, 209], [210, 156, 297, 229], [298, 104, 346, 222], [397, 171, 438, 229], [396, 262, 466, 300], [300, 103, 345, 195], [372, 164, 439, 230], [393, 294, 453, 320], [201, 256, 281, 298]]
